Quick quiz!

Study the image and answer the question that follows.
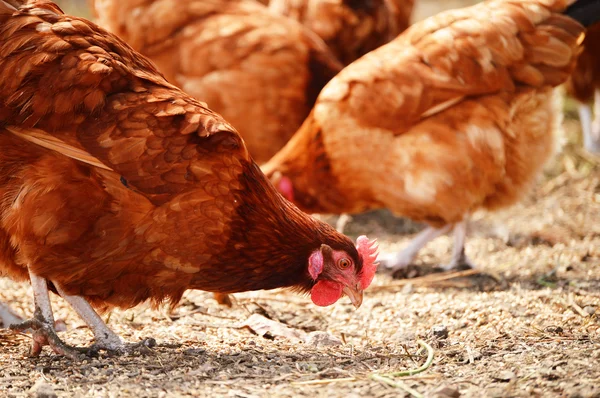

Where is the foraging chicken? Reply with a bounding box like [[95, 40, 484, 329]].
[[565, 22, 600, 153], [268, 0, 414, 65], [90, 0, 342, 164], [264, 0, 599, 272], [0, 0, 378, 359]]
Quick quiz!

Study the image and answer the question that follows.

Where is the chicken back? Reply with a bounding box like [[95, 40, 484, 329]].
[[91, 0, 343, 163], [268, 0, 414, 65]]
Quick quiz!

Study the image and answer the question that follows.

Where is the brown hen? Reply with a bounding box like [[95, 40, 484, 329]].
[[565, 22, 600, 153], [0, 0, 377, 359], [90, 0, 342, 164], [264, 0, 598, 272], [268, 0, 414, 65]]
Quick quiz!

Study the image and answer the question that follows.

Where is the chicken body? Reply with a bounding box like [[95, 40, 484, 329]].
[[91, 0, 342, 163], [268, 0, 414, 65], [565, 22, 600, 153], [0, 0, 377, 357], [264, 0, 592, 270]]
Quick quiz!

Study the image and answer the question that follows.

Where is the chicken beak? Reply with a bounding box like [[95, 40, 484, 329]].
[[342, 285, 363, 309]]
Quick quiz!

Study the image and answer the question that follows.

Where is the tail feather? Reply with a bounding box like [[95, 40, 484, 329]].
[[0, 0, 17, 14], [565, 0, 600, 27]]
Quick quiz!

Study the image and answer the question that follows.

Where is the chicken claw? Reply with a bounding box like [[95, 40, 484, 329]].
[[10, 309, 86, 361], [85, 337, 157, 357]]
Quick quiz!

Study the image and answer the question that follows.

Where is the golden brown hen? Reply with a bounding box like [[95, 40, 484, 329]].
[[268, 0, 414, 65], [0, 0, 378, 359], [565, 22, 600, 153], [90, 0, 342, 164], [264, 0, 598, 272]]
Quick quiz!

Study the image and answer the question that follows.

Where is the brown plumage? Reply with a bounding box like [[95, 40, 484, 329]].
[[90, 0, 342, 164], [263, 0, 592, 271], [0, 0, 377, 357], [268, 0, 414, 65], [565, 22, 600, 153]]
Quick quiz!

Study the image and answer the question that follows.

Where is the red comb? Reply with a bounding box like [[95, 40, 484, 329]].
[[356, 235, 379, 290]]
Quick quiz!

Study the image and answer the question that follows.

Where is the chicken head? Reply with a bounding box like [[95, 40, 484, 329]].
[[308, 235, 378, 308]]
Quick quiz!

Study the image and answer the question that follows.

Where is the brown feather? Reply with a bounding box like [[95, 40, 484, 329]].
[[0, 0, 363, 312]]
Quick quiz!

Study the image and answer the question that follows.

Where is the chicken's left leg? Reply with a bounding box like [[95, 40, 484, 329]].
[[9, 270, 86, 360]]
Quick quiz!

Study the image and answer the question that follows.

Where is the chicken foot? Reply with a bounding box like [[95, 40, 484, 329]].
[[380, 220, 476, 272], [9, 270, 86, 360]]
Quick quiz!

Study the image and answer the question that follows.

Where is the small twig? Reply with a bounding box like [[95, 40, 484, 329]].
[[188, 321, 244, 329], [371, 374, 424, 398], [568, 294, 589, 317], [401, 343, 417, 365], [291, 377, 357, 385]]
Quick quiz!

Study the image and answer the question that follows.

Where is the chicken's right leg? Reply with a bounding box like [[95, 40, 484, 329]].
[[54, 285, 123, 351], [380, 224, 453, 272], [9, 269, 84, 360], [54, 285, 155, 355]]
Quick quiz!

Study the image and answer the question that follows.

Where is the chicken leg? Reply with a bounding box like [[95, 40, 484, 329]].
[[53, 285, 123, 351], [10, 268, 154, 359], [441, 220, 476, 271], [579, 90, 600, 154], [380, 221, 476, 272], [379, 224, 452, 271], [335, 213, 353, 234], [9, 269, 86, 360]]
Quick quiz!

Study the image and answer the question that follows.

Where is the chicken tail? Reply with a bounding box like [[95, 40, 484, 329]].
[[1, 0, 30, 10], [565, 0, 600, 28]]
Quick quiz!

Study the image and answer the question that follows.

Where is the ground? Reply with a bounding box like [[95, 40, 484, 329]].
[[1, 1, 600, 397]]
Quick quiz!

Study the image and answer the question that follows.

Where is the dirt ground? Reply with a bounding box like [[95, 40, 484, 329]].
[[1, 1, 600, 397]]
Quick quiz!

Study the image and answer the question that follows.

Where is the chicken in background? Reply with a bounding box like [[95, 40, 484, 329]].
[[0, 0, 377, 359], [0, 301, 24, 328], [268, 0, 414, 65], [565, 22, 600, 153], [90, 0, 342, 164], [263, 0, 599, 272]]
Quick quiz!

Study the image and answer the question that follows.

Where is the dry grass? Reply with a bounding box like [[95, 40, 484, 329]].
[[1, 0, 600, 397]]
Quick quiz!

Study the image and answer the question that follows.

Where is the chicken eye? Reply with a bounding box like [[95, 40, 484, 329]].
[[338, 258, 352, 269]]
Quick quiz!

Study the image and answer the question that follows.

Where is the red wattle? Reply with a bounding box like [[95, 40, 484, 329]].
[[310, 280, 343, 306]]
